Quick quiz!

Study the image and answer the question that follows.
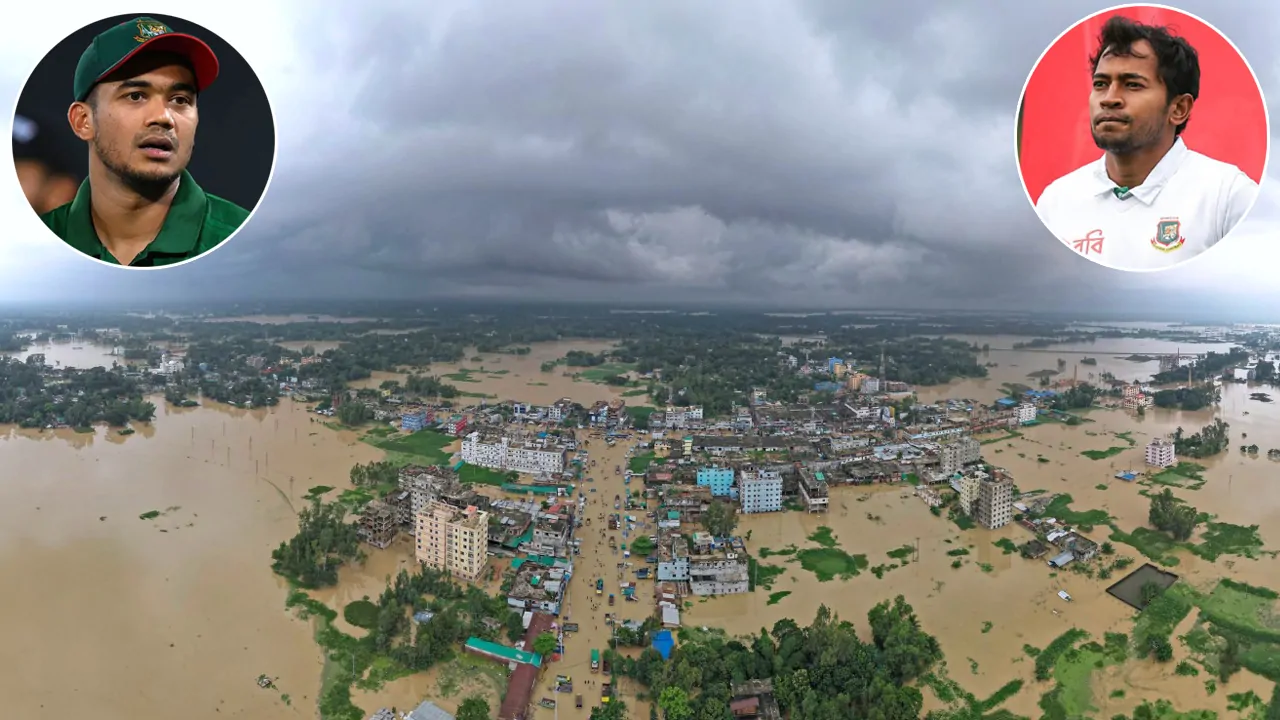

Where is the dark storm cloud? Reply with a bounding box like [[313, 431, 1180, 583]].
[[4, 0, 1276, 310]]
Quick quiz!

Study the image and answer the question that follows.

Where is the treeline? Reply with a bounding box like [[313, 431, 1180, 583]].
[[1173, 419, 1229, 458], [1153, 385, 1218, 411], [0, 359, 155, 428], [270, 500, 362, 588], [1152, 348, 1250, 384], [606, 597, 941, 720], [1049, 383, 1101, 410]]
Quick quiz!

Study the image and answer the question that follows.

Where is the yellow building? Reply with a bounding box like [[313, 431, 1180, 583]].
[[682, 436, 694, 458], [415, 501, 489, 581], [654, 439, 671, 458]]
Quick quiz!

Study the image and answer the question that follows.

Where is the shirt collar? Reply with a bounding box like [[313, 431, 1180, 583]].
[[63, 169, 208, 264], [1086, 137, 1189, 205]]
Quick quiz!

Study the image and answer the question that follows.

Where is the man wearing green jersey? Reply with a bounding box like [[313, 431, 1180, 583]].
[[41, 16, 249, 267]]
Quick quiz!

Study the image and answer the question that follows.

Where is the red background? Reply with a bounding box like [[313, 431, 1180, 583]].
[[1019, 6, 1267, 203]]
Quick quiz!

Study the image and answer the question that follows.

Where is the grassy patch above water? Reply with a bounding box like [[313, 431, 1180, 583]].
[[1038, 494, 1111, 531], [887, 544, 915, 561], [369, 429, 454, 465], [795, 547, 868, 582], [808, 526, 838, 548], [1109, 526, 1185, 566], [577, 363, 637, 384], [758, 545, 797, 558], [139, 510, 161, 520], [628, 452, 656, 474], [304, 485, 335, 501], [1190, 522, 1265, 561], [1142, 462, 1209, 491], [993, 538, 1018, 555], [766, 591, 791, 605], [1109, 521, 1266, 566], [343, 600, 379, 630], [747, 557, 786, 591], [1082, 446, 1128, 460]]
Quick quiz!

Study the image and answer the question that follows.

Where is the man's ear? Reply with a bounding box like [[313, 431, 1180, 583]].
[[68, 100, 95, 142]]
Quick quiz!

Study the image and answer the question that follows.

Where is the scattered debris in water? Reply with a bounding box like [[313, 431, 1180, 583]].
[[1249, 392, 1272, 402]]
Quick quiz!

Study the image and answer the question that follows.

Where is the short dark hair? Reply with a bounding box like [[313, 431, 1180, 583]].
[[1089, 15, 1200, 135]]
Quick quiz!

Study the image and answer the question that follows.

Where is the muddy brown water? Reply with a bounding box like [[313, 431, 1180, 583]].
[[2, 338, 1277, 718]]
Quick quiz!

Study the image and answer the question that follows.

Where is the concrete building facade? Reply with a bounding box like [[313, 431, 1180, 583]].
[[415, 501, 489, 581], [977, 474, 1013, 530], [739, 469, 783, 513], [1145, 437, 1176, 468], [461, 431, 566, 475], [696, 466, 735, 497]]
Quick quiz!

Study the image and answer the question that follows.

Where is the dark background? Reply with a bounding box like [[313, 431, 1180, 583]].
[[14, 12, 275, 210]]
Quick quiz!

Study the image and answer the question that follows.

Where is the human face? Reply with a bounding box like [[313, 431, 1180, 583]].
[[1089, 40, 1171, 155], [85, 53, 199, 188]]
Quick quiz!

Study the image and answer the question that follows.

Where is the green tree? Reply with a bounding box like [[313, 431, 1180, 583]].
[[1139, 581, 1164, 607], [1265, 682, 1280, 720], [591, 699, 627, 720], [456, 695, 490, 720], [701, 500, 738, 539], [658, 686, 694, 720], [1149, 636, 1173, 662], [532, 631, 558, 656]]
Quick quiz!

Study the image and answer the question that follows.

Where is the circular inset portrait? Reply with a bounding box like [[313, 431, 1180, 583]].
[[1017, 4, 1268, 272], [12, 14, 276, 268]]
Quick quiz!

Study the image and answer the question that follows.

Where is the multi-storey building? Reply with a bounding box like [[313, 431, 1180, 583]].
[[696, 466, 735, 497], [400, 409, 431, 432], [1145, 437, 1176, 468], [1016, 403, 1038, 424], [976, 471, 1014, 530], [415, 501, 489, 581], [952, 471, 982, 516], [939, 436, 982, 476], [461, 431, 566, 475], [797, 468, 830, 513], [1122, 383, 1153, 410], [738, 469, 783, 513], [545, 398, 574, 423]]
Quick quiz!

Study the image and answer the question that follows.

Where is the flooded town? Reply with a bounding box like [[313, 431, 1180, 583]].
[[1, 307, 1278, 720]]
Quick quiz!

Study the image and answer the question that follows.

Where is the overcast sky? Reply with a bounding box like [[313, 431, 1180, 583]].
[[1, 0, 1277, 316]]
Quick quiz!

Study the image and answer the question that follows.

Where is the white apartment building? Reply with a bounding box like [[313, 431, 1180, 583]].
[[739, 470, 783, 513], [415, 501, 489, 581], [1016, 403, 1038, 424], [461, 431, 565, 475], [1145, 437, 1176, 468]]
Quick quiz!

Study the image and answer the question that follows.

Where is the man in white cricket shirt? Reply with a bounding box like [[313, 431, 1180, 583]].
[[1035, 15, 1258, 272]]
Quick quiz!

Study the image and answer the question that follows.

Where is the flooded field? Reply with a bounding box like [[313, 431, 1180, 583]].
[[2, 335, 1277, 719], [350, 339, 629, 407], [917, 336, 1240, 404]]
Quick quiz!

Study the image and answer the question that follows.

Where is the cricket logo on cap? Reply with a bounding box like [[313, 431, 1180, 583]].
[[1150, 217, 1185, 253], [133, 19, 172, 43]]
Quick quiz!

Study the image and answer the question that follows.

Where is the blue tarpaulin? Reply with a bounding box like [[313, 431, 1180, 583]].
[[652, 630, 674, 660]]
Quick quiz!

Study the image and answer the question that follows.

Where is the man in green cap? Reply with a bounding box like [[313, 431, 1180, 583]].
[[40, 16, 250, 267]]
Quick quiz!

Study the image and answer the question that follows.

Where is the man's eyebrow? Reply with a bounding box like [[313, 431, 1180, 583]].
[[116, 78, 199, 95], [1092, 71, 1151, 83]]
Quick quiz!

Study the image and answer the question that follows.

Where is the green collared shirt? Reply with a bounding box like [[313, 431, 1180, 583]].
[[39, 170, 249, 267]]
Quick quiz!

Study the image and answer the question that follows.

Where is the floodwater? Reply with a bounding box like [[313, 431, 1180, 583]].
[[917, 336, 1240, 404], [2, 340, 121, 369], [2, 336, 1277, 719], [0, 398, 384, 718], [351, 340, 631, 407]]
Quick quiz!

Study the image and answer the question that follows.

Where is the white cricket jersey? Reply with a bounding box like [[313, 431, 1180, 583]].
[[1034, 138, 1258, 271]]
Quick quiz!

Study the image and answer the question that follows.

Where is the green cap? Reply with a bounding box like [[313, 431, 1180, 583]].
[[73, 16, 220, 102]]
